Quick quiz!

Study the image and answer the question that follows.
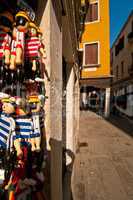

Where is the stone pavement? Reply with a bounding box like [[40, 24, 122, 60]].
[[72, 111, 133, 200]]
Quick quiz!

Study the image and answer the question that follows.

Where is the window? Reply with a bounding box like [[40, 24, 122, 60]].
[[85, 2, 98, 23], [84, 42, 99, 66], [121, 61, 124, 77], [115, 36, 125, 56]]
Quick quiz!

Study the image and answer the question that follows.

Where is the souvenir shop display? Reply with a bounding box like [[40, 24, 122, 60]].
[[0, 2, 49, 199]]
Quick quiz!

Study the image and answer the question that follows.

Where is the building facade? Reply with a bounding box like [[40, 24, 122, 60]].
[[79, 0, 111, 117], [111, 11, 133, 117]]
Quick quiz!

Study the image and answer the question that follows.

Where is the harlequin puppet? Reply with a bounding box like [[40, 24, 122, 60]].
[[0, 11, 13, 65], [10, 11, 30, 70], [0, 97, 22, 157], [25, 22, 46, 82], [28, 95, 41, 152]]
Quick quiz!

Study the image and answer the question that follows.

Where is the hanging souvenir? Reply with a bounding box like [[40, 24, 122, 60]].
[[25, 22, 46, 82], [28, 95, 41, 152], [0, 96, 23, 189], [0, 11, 13, 65], [15, 97, 33, 146], [0, 11, 14, 88], [10, 11, 30, 71]]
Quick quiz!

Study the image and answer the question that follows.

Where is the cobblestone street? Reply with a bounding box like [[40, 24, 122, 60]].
[[72, 111, 133, 200]]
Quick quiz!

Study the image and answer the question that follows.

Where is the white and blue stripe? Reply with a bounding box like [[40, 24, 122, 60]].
[[15, 116, 33, 140], [0, 115, 15, 149]]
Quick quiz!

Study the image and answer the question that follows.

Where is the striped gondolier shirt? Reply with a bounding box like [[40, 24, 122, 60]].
[[15, 115, 33, 140], [0, 31, 11, 59], [25, 36, 44, 59], [0, 114, 15, 150]]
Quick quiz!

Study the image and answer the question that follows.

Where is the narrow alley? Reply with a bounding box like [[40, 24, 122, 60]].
[[72, 111, 133, 200]]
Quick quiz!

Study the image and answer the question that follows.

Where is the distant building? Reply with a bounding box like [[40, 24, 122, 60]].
[[79, 0, 111, 117], [111, 10, 133, 117]]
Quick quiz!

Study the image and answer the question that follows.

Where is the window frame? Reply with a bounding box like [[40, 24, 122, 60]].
[[83, 41, 100, 67], [85, 0, 100, 25]]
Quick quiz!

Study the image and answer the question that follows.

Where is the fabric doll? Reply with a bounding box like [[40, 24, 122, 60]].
[[0, 11, 13, 65], [25, 22, 46, 82], [28, 95, 41, 152], [0, 97, 22, 157], [9, 11, 30, 70]]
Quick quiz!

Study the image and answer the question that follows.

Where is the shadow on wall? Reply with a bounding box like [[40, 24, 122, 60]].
[[63, 148, 75, 200], [47, 138, 75, 200]]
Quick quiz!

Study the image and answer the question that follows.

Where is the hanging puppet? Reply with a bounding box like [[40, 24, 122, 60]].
[[28, 95, 41, 152], [0, 96, 22, 156], [0, 11, 13, 65], [15, 97, 33, 145], [10, 11, 30, 70], [0, 11, 14, 88], [25, 22, 47, 82]]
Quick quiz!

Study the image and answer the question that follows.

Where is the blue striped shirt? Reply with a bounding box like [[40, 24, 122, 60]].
[[0, 114, 15, 149], [15, 116, 33, 140]]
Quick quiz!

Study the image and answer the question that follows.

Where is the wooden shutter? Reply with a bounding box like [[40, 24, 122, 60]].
[[85, 43, 98, 65], [92, 3, 98, 21], [85, 3, 98, 22]]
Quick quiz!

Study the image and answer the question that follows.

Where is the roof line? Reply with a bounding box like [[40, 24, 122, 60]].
[[111, 10, 133, 49]]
